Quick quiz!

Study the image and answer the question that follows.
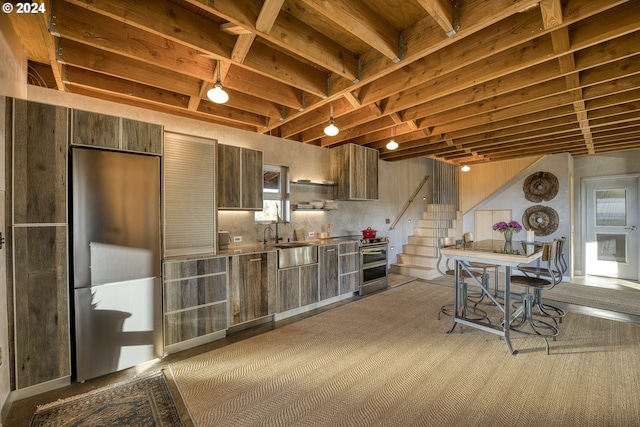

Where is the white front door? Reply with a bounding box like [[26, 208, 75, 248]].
[[584, 175, 639, 280]]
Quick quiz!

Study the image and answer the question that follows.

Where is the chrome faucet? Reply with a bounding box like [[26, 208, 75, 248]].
[[274, 221, 283, 243], [263, 225, 273, 244]]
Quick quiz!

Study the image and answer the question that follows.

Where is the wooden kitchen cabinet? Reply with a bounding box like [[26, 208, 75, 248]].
[[13, 227, 70, 389], [331, 143, 378, 200], [278, 264, 319, 312], [300, 264, 320, 306], [13, 100, 68, 224], [121, 118, 163, 154], [228, 251, 277, 326], [71, 109, 163, 155], [10, 99, 70, 389], [318, 244, 339, 300], [163, 256, 228, 349], [217, 144, 263, 210], [339, 242, 360, 294]]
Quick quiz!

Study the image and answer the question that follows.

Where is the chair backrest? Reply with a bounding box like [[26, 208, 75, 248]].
[[541, 240, 562, 286], [463, 232, 474, 244], [555, 237, 568, 275], [436, 236, 457, 275]]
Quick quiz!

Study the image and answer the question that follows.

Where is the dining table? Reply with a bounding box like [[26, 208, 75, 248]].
[[439, 238, 544, 354]]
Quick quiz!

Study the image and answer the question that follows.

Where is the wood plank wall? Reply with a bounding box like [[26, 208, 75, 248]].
[[459, 157, 541, 213]]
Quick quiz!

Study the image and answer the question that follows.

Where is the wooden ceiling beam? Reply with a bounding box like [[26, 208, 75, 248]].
[[8, 6, 64, 90], [286, 2, 637, 145], [52, 2, 217, 82], [183, 0, 358, 81], [57, 38, 200, 97], [65, 0, 236, 59], [269, 0, 622, 136], [416, 0, 457, 36], [539, 0, 563, 30], [255, 0, 285, 33], [301, 0, 400, 62], [63, 66, 191, 109]]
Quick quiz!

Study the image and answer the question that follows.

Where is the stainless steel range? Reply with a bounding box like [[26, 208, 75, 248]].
[[359, 237, 389, 295]]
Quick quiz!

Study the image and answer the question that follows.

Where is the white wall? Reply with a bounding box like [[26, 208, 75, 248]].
[[462, 154, 573, 269]]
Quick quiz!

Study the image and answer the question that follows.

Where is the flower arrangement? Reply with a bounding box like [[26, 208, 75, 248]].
[[492, 220, 523, 234]]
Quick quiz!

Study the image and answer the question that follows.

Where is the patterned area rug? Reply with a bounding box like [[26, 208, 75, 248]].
[[30, 372, 183, 427]]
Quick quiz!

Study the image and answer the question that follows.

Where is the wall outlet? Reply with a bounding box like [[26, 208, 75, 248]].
[[308, 231, 315, 238], [233, 236, 242, 243]]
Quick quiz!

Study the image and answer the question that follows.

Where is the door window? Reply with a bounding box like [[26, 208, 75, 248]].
[[595, 189, 626, 226]]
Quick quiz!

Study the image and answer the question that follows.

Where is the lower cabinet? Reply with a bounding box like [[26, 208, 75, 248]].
[[339, 242, 360, 294], [163, 256, 228, 348], [319, 244, 339, 300], [278, 264, 319, 312], [13, 226, 70, 389], [228, 252, 277, 326]]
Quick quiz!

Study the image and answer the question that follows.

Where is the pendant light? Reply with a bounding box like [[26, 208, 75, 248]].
[[324, 103, 339, 136], [461, 164, 470, 172], [386, 127, 398, 150], [207, 60, 229, 104]]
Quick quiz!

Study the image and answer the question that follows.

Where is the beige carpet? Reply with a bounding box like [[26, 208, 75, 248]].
[[170, 281, 640, 427]]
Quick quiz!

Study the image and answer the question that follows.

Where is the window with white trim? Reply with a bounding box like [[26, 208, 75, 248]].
[[254, 164, 290, 223]]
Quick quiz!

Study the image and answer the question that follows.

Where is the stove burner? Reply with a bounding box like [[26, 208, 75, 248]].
[[360, 236, 389, 246]]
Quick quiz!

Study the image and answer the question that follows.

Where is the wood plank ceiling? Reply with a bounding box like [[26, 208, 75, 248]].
[[7, 0, 640, 164]]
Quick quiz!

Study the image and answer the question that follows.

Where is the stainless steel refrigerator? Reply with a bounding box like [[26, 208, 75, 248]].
[[71, 147, 162, 382]]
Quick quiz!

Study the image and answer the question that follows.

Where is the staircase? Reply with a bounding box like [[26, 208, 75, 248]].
[[390, 204, 462, 280]]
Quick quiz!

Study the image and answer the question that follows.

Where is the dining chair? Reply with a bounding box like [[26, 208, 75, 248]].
[[436, 236, 488, 324], [462, 232, 500, 303], [517, 237, 566, 324], [509, 241, 561, 353]]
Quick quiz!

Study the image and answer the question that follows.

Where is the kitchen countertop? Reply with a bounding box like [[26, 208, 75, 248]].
[[164, 237, 360, 260], [218, 237, 359, 256]]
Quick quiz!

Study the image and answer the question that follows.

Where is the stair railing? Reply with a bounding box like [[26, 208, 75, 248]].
[[388, 175, 430, 230]]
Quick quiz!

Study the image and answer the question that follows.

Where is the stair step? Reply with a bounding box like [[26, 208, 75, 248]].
[[418, 218, 453, 228], [390, 263, 442, 281], [408, 235, 438, 246], [422, 211, 457, 220], [402, 244, 436, 256], [397, 253, 439, 268], [426, 204, 456, 212]]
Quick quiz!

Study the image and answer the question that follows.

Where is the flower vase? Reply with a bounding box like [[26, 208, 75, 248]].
[[503, 231, 513, 251]]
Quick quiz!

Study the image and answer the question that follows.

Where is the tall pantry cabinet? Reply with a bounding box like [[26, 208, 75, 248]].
[[7, 99, 70, 390]]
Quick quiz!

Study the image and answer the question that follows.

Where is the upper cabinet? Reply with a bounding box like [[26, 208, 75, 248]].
[[331, 144, 378, 200], [13, 100, 68, 224], [71, 109, 163, 155], [163, 132, 216, 256], [217, 144, 263, 210]]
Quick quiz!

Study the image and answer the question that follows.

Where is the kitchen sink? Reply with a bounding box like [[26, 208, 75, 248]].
[[271, 242, 315, 248], [272, 243, 318, 268]]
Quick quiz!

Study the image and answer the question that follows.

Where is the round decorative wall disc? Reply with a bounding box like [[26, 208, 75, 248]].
[[522, 205, 559, 236], [523, 172, 559, 202]]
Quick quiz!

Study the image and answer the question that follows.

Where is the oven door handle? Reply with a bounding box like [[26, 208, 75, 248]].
[[361, 250, 383, 255]]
